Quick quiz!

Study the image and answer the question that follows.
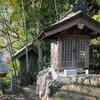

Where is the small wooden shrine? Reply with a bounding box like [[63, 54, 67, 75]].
[[38, 0, 100, 75], [13, 43, 38, 85]]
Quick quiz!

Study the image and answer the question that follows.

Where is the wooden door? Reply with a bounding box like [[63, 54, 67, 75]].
[[62, 38, 88, 68]]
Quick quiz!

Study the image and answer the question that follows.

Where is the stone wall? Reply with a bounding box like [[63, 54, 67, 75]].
[[36, 69, 100, 100], [51, 75, 100, 100]]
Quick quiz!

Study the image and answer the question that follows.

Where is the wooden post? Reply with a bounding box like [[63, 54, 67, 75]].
[[21, 0, 29, 84], [36, 18, 43, 71], [10, 71, 13, 90], [54, 0, 59, 21], [21, 0, 29, 73], [72, 39, 75, 69], [38, 40, 43, 71], [85, 38, 89, 68]]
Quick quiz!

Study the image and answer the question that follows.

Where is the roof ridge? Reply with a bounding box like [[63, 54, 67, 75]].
[[61, 0, 89, 20]]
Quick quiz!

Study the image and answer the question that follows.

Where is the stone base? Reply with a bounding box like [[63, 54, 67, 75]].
[[36, 67, 100, 100]]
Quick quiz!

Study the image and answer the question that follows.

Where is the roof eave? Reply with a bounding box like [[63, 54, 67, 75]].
[[37, 11, 100, 40], [12, 44, 38, 61]]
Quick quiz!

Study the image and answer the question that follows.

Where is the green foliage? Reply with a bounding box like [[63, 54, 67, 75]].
[[42, 40, 50, 68], [93, 12, 100, 22], [0, 74, 10, 90], [90, 0, 100, 65], [90, 45, 100, 65], [0, 0, 100, 77], [90, 37, 100, 65], [86, 0, 100, 16], [6, 60, 18, 76]]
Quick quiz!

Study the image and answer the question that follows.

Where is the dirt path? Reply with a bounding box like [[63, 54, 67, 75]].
[[0, 86, 38, 100]]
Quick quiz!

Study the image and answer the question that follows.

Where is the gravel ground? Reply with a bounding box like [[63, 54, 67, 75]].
[[0, 86, 38, 100]]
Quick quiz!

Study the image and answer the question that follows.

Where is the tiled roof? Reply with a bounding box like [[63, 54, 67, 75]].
[[12, 43, 38, 61]]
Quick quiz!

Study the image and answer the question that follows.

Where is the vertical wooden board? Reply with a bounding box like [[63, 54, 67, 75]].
[[58, 38, 62, 68], [85, 38, 89, 68], [51, 39, 59, 68]]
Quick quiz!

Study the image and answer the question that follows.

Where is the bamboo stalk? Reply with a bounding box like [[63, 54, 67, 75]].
[[0, 6, 17, 76], [21, 0, 29, 84]]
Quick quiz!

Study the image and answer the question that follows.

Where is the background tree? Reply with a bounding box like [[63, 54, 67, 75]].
[[0, 0, 100, 76]]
